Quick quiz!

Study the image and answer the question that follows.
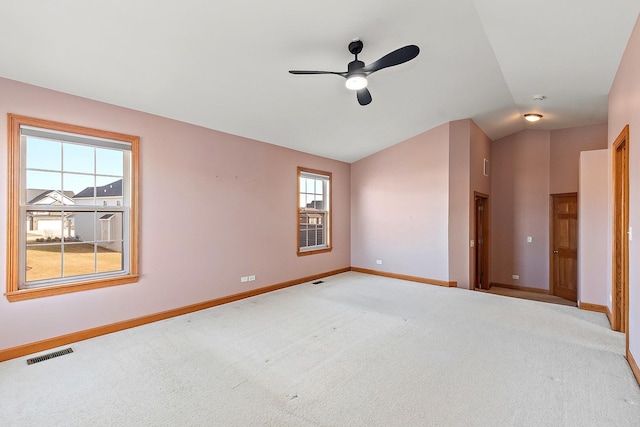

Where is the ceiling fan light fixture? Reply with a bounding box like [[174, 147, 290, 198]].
[[524, 113, 543, 122], [345, 75, 368, 90]]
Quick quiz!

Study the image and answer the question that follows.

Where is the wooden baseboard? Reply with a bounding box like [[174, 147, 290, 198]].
[[606, 306, 613, 328], [490, 282, 549, 294], [0, 267, 350, 363], [579, 302, 609, 314], [350, 267, 457, 288], [628, 349, 640, 387]]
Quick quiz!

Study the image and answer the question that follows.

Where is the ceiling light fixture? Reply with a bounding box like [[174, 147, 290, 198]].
[[345, 74, 368, 90], [524, 113, 543, 122]]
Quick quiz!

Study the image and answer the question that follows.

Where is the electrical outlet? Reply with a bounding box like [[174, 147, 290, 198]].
[[512, 275, 519, 280], [376, 260, 383, 265], [241, 276, 249, 283], [248, 275, 256, 281], [527, 236, 532, 243]]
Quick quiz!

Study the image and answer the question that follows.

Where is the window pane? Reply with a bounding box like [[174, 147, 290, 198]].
[[64, 173, 95, 202], [63, 243, 97, 277], [25, 210, 64, 240], [96, 147, 124, 176], [305, 195, 315, 209], [306, 178, 313, 194], [70, 212, 95, 242], [26, 171, 62, 204], [315, 179, 323, 194], [97, 241, 123, 273], [98, 212, 122, 242], [26, 244, 62, 282], [26, 137, 61, 171], [63, 143, 94, 174], [97, 175, 120, 187], [299, 194, 306, 209], [299, 216, 309, 248]]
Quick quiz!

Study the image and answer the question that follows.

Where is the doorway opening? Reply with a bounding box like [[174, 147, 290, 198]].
[[474, 193, 489, 290], [612, 125, 629, 352]]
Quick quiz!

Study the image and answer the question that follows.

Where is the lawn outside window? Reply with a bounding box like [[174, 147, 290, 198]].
[[5, 114, 139, 301], [297, 167, 332, 256]]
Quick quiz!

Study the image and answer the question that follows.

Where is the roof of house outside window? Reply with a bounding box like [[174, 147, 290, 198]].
[[74, 179, 122, 199]]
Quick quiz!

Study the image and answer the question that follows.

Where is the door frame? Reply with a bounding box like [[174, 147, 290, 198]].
[[549, 192, 578, 299], [474, 192, 490, 290], [612, 125, 629, 352]]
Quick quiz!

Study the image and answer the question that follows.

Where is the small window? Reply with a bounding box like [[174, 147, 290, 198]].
[[5, 114, 139, 301], [297, 168, 332, 255]]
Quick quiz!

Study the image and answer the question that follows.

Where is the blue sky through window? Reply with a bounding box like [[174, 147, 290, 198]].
[[26, 136, 124, 195]]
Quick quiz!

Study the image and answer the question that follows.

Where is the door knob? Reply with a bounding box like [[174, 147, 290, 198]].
[[553, 250, 559, 254]]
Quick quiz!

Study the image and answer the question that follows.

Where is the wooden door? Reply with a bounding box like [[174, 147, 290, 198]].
[[551, 193, 578, 302], [475, 194, 489, 289], [612, 126, 629, 335]]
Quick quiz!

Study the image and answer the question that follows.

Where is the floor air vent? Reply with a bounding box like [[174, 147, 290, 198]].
[[27, 348, 73, 365], [312, 280, 324, 284]]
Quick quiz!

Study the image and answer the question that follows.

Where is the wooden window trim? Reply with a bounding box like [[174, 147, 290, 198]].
[[297, 167, 332, 256], [5, 114, 140, 302]]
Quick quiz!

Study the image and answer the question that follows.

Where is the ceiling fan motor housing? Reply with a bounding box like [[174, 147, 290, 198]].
[[348, 60, 366, 74]]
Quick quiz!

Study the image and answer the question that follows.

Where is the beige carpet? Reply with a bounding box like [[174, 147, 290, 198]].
[[0, 272, 638, 426]]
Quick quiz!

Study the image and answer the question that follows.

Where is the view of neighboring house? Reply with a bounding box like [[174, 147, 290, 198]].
[[26, 189, 75, 241], [73, 179, 124, 250], [73, 179, 123, 207], [299, 200, 325, 247], [25, 180, 123, 250]]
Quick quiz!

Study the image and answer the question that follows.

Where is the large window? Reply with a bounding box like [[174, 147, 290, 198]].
[[6, 114, 139, 301], [297, 168, 331, 255]]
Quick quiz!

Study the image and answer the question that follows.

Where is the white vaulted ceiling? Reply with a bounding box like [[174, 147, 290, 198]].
[[1, 1, 639, 162]]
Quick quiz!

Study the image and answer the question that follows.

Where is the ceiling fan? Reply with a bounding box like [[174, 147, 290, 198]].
[[289, 40, 420, 106]]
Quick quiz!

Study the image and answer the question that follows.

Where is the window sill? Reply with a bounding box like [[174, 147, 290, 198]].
[[297, 247, 332, 257], [5, 274, 140, 302]]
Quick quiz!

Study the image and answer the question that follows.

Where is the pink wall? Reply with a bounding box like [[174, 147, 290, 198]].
[[491, 130, 551, 289], [578, 150, 608, 306], [351, 124, 450, 281], [491, 125, 608, 291], [0, 78, 351, 350], [550, 124, 608, 194], [608, 14, 640, 366], [449, 120, 471, 288], [469, 121, 492, 287], [470, 121, 492, 197], [351, 118, 491, 288], [448, 119, 492, 289]]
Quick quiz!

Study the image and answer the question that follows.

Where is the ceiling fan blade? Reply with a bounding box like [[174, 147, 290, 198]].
[[357, 88, 372, 106], [361, 45, 420, 74], [289, 70, 347, 76]]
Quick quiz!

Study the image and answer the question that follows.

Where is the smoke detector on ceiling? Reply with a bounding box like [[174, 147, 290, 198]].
[[532, 95, 546, 101]]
